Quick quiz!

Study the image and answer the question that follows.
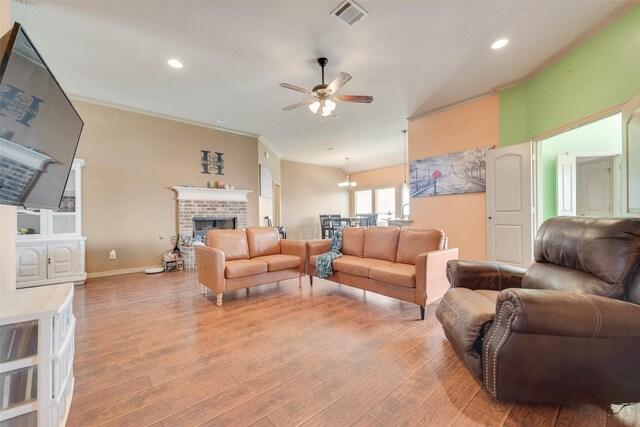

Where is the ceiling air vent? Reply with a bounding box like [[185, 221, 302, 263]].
[[331, 1, 368, 27]]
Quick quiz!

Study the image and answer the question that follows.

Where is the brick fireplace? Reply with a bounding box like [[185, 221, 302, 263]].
[[172, 186, 252, 268]]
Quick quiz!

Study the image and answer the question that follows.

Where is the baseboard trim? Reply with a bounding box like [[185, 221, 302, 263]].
[[87, 266, 161, 279]]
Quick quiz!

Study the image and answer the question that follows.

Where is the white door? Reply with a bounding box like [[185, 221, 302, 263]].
[[47, 243, 78, 279], [556, 155, 577, 216], [622, 94, 640, 215], [486, 142, 533, 267], [577, 158, 613, 217], [16, 245, 47, 283]]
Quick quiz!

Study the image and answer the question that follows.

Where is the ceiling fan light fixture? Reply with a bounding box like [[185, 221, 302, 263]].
[[324, 99, 336, 112], [309, 101, 320, 113]]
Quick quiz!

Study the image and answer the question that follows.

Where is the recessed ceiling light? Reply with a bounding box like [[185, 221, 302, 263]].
[[217, 118, 226, 123], [491, 39, 509, 50], [167, 59, 183, 68]]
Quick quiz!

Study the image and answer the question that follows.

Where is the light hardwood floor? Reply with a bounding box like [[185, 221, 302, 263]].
[[68, 271, 639, 426]]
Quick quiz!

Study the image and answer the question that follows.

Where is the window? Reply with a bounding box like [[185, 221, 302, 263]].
[[355, 190, 372, 214], [375, 187, 396, 220]]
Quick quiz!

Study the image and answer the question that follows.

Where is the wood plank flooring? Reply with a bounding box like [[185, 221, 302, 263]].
[[67, 271, 640, 426]]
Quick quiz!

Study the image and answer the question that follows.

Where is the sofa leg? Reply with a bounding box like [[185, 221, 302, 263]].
[[309, 276, 313, 286], [420, 306, 425, 320], [298, 274, 302, 288], [216, 293, 223, 307]]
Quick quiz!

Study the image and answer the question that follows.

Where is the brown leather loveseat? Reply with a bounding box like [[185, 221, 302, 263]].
[[195, 227, 306, 306], [436, 217, 640, 404], [307, 226, 458, 319]]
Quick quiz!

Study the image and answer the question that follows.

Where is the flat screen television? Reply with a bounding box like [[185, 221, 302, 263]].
[[0, 22, 83, 210]]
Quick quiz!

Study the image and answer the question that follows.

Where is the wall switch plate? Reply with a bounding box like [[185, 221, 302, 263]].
[[109, 250, 116, 260]]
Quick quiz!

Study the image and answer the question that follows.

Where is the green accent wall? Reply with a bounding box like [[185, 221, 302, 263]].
[[540, 113, 621, 221], [500, 6, 640, 146]]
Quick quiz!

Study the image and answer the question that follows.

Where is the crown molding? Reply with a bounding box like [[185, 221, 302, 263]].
[[68, 94, 260, 139], [493, 1, 639, 92], [407, 91, 496, 121], [258, 135, 283, 159]]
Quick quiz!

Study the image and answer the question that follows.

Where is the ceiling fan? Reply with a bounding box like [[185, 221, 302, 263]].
[[280, 57, 373, 117]]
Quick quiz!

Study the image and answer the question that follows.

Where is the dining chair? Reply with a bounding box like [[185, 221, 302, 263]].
[[319, 214, 333, 239]]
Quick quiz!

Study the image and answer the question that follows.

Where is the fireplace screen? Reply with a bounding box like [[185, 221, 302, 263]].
[[192, 217, 237, 237]]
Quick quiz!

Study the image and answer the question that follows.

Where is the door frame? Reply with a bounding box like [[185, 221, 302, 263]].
[[532, 111, 624, 231]]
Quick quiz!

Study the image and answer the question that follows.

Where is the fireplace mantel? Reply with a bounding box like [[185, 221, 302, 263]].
[[172, 186, 252, 202]]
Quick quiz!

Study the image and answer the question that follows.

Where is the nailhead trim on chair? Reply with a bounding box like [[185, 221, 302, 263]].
[[484, 301, 516, 398]]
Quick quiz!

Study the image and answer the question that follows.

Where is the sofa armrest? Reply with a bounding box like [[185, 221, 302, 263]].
[[495, 288, 640, 338], [307, 239, 331, 257], [281, 239, 307, 274], [195, 246, 225, 293], [447, 260, 525, 291], [415, 248, 459, 306]]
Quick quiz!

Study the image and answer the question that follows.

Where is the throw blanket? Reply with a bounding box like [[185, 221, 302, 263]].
[[316, 226, 344, 279]]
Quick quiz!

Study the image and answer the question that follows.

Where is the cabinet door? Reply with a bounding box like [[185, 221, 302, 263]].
[[16, 245, 47, 283], [47, 243, 78, 279]]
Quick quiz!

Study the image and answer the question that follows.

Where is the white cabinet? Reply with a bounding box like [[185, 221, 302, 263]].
[[0, 283, 75, 427], [16, 160, 86, 289]]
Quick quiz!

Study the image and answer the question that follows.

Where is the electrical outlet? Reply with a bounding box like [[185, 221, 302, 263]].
[[109, 250, 116, 260]]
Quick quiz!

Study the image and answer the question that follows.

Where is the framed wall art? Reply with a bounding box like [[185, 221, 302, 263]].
[[410, 146, 491, 197], [259, 164, 273, 198]]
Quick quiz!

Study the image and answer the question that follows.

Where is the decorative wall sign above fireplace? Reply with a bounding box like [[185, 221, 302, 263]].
[[201, 150, 224, 175]]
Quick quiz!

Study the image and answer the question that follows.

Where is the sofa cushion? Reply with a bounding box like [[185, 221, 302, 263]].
[[369, 263, 416, 288], [396, 228, 445, 265], [333, 256, 393, 278], [435, 288, 499, 378], [207, 229, 249, 261], [363, 227, 400, 262], [246, 227, 281, 258], [342, 227, 365, 257], [225, 259, 268, 278], [252, 254, 301, 272]]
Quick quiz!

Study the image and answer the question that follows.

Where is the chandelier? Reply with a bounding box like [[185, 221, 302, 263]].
[[338, 157, 357, 190]]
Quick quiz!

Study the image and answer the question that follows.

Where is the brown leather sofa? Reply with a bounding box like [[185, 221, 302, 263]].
[[307, 227, 459, 319], [195, 227, 306, 306], [436, 217, 640, 404]]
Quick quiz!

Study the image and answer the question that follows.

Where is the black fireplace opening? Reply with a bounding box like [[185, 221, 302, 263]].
[[193, 217, 237, 237]]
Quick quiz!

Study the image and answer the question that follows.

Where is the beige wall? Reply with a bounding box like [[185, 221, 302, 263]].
[[257, 139, 282, 226], [281, 160, 349, 240], [408, 95, 499, 260], [350, 164, 406, 218], [73, 100, 260, 275]]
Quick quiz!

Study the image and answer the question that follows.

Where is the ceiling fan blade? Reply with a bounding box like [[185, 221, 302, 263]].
[[282, 99, 315, 111], [279, 83, 313, 95], [326, 72, 352, 94], [335, 95, 373, 103]]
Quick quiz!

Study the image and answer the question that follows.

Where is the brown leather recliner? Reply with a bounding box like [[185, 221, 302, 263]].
[[436, 217, 640, 404]]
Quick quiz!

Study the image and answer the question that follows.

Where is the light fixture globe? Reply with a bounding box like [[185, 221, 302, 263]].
[[309, 101, 320, 113]]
